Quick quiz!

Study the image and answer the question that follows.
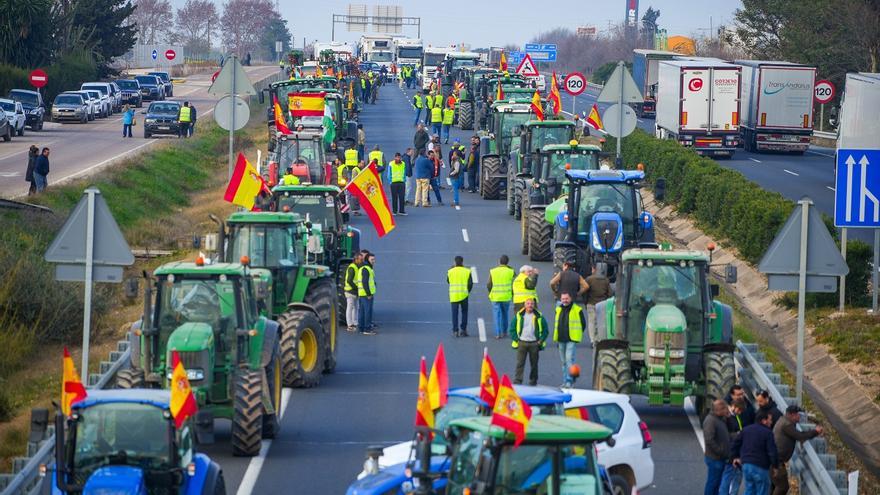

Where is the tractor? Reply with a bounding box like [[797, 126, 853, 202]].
[[118, 261, 283, 457], [592, 246, 738, 418], [265, 130, 334, 186], [508, 120, 576, 221], [46, 389, 226, 494], [520, 141, 603, 261], [438, 52, 481, 98], [452, 67, 499, 130], [550, 169, 660, 281], [261, 82, 357, 151], [477, 100, 536, 200]]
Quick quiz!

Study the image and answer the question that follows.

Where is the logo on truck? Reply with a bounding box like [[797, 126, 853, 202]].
[[688, 78, 703, 91], [763, 81, 812, 95]]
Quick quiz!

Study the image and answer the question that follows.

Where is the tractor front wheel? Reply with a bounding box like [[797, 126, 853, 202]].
[[278, 311, 326, 387], [513, 180, 524, 221], [232, 370, 262, 456], [702, 351, 736, 418], [116, 368, 145, 389], [528, 209, 552, 261], [593, 348, 633, 394], [480, 156, 502, 200], [304, 278, 339, 374], [553, 245, 576, 273]]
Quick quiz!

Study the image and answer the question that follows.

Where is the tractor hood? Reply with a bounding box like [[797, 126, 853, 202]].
[[645, 304, 687, 333], [167, 322, 215, 353], [546, 195, 568, 225], [83, 465, 147, 495]]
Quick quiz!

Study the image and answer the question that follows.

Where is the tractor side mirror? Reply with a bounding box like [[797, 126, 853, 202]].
[[725, 265, 738, 284], [710, 284, 721, 298], [124, 277, 139, 300], [194, 411, 215, 445], [654, 177, 667, 202]]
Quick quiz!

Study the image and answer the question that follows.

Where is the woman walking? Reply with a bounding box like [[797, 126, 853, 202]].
[[122, 104, 135, 138], [25, 145, 38, 195]]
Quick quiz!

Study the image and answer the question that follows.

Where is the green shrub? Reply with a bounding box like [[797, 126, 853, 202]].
[[0, 64, 30, 96]]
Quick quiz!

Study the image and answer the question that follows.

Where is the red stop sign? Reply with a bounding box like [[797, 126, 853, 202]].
[[29, 69, 48, 88], [165, 49, 176, 61]]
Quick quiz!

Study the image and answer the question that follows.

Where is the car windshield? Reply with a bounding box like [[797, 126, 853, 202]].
[[398, 47, 423, 59], [576, 183, 639, 237], [546, 151, 600, 180], [424, 53, 446, 66], [625, 262, 705, 345], [117, 80, 138, 90], [451, 58, 478, 69], [55, 95, 82, 105], [369, 52, 393, 63], [0, 101, 14, 112], [156, 276, 238, 339], [86, 91, 101, 99], [447, 430, 486, 490], [9, 91, 39, 106], [228, 224, 298, 269], [149, 72, 169, 82], [83, 85, 107, 95], [135, 76, 157, 86], [493, 443, 601, 494], [529, 125, 573, 149], [276, 195, 337, 230], [275, 138, 324, 180], [149, 103, 179, 115]]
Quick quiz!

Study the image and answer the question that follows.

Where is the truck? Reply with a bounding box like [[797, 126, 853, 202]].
[[357, 35, 394, 71], [655, 60, 742, 157], [735, 60, 816, 153], [393, 37, 423, 69], [837, 72, 880, 149], [313, 41, 354, 63], [422, 46, 452, 90], [631, 49, 679, 117]]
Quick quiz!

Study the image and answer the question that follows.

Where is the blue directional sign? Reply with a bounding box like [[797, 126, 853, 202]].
[[509, 51, 524, 64], [834, 149, 880, 228], [524, 43, 541, 51], [151, 49, 158, 61], [540, 44, 557, 51], [524, 43, 557, 63]]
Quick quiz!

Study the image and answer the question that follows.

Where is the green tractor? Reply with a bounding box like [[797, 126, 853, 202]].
[[508, 119, 576, 221], [261, 82, 357, 151], [266, 130, 334, 186], [477, 99, 536, 200], [119, 262, 283, 456], [520, 141, 603, 261], [452, 67, 499, 130], [592, 247, 738, 417]]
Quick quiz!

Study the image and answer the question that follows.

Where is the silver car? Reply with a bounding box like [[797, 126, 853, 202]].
[[70, 91, 99, 120], [52, 93, 89, 123]]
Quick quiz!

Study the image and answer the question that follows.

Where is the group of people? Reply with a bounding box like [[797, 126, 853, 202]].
[[411, 126, 480, 208], [411, 89, 461, 144], [343, 250, 379, 335], [398, 64, 419, 89], [704, 386, 824, 495], [358, 72, 382, 104], [24, 145, 51, 194]]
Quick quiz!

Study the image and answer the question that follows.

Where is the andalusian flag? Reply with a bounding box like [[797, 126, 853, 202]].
[[322, 104, 336, 146], [548, 72, 562, 115], [224, 153, 269, 210], [499, 52, 507, 72], [169, 350, 198, 428], [415, 356, 434, 429], [427, 343, 448, 410], [274, 94, 292, 135], [288, 92, 325, 117], [530, 91, 545, 121], [61, 347, 87, 416], [479, 349, 500, 408], [344, 162, 395, 237], [586, 103, 604, 131], [491, 374, 532, 447]]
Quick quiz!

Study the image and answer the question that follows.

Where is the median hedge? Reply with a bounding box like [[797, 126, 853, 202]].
[[605, 130, 872, 307]]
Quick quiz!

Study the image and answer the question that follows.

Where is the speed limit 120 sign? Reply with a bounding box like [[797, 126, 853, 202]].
[[814, 79, 835, 104], [564, 72, 587, 96]]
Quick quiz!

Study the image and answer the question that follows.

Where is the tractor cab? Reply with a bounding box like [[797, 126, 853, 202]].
[[269, 185, 358, 262], [536, 142, 602, 186], [485, 102, 534, 157], [509, 120, 577, 222], [267, 131, 330, 185]]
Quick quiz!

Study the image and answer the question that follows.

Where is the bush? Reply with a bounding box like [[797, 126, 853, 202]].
[[0, 64, 30, 96]]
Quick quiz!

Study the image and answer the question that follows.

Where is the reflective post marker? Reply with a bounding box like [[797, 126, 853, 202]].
[[81, 189, 96, 383], [796, 197, 811, 406]]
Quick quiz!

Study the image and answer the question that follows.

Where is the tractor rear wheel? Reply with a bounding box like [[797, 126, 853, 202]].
[[232, 370, 262, 456], [513, 180, 524, 221], [703, 351, 736, 418], [528, 209, 552, 261], [506, 172, 516, 215], [593, 348, 633, 393], [116, 368, 145, 389], [480, 156, 502, 200], [458, 101, 474, 130], [304, 278, 339, 373], [278, 311, 325, 387], [261, 341, 282, 439]]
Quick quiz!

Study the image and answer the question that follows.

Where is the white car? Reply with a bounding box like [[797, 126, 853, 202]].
[[81, 82, 115, 116], [71, 91, 99, 120], [0, 98, 26, 136]]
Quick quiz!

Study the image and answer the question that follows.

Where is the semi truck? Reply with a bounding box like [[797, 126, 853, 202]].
[[631, 49, 679, 117], [655, 60, 742, 157], [837, 72, 880, 150], [393, 37, 423, 67], [736, 60, 816, 153], [422, 46, 452, 90], [357, 35, 394, 70]]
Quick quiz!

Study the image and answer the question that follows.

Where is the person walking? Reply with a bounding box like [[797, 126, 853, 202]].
[[357, 124, 366, 161], [188, 104, 197, 137], [731, 411, 779, 495], [441, 104, 454, 144], [388, 152, 407, 215], [412, 90, 425, 127], [344, 253, 363, 332], [466, 135, 480, 193], [719, 399, 747, 495], [121, 104, 135, 138], [429, 148, 443, 205], [447, 256, 473, 337], [512, 265, 540, 314], [403, 147, 415, 205], [178, 101, 192, 138], [510, 298, 547, 386], [357, 253, 377, 335], [430, 100, 443, 137], [448, 149, 463, 207], [25, 145, 38, 195], [583, 264, 612, 345], [33, 147, 50, 193], [771, 405, 823, 495], [703, 399, 731, 495], [554, 292, 586, 387], [448, 139, 466, 166], [413, 124, 429, 157], [756, 390, 783, 428], [487, 255, 515, 339], [414, 149, 433, 207], [549, 261, 588, 302]]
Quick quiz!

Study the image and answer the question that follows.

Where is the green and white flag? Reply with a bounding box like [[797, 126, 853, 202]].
[[322, 105, 336, 145]]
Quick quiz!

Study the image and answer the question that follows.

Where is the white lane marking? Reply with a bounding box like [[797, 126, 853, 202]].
[[470, 266, 479, 284], [783, 169, 800, 177], [455, 205, 461, 211], [826, 186, 836, 192], [806, 150, 834, 158], [478, 318, 487, 342], [462, 228, 469, 243], [236, 388, 292, 495], [0, 172, 21, 177], [683, 396, 706, 452], [748, 157, 762, 163]]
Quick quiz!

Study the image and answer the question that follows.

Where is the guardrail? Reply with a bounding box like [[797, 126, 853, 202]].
[[813, 130, 837, 140], [735, 341, 851, 495]]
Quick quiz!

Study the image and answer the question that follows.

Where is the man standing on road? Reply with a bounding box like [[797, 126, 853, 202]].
[[466, 135, 480, 193], [550, 261, 588, 302], [441, 104, 454, 144], [357, 124, 366, 161], [584, 264, 612, 345], [188, 104, 197, 137], [178, 102, 192, 138], [122, 104, 135, 138], [756, 390, 783, 428], [554, 292, 585, 387], [719, 399, 747, 495], [447, 256, 473, 337], [344, 253, 363, 332], [413, 124, 429, 157], [403, 147, 415, 205], [33, 147, 50, 193], [388, 152, 407, 216], [731, 411, 778, 495], [357, 253, 377, 335], [414, 150, 433, 207], [429, 146, 444, 206], [430, 99, 443, 137], [487, 255, 515, 339], [412, 90, 425, 127], [703, 399, 731, 495], [513, 265, 540, 314], [510, 298, 547, 386], [771, 405, 823, 495]]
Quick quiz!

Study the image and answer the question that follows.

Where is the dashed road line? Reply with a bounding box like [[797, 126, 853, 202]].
[[826, 186, 836, 192], [783, 169, 799, 176], [684, 396, 705, 452], [462, 228, 469, 242], [478, 318, 487, 342], [748, 157, 762, 163], [455, 205, 461, 211], [470, 266, 479, 284]]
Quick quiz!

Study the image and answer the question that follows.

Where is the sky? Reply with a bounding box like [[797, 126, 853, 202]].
[[171, 0, 743, 49]]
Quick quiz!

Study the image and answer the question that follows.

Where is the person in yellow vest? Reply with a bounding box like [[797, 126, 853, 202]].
[[412, 90, 425, 127], [344, 252, 363, 331], [510, 298, 548, 386], [368, 145, 384, 170], [357, 252, 377, 335], [512, 265, 540, 314], [339, 148, 359, 185], [281, 169, 301, 185], [388, 152, 407, 215], [486, 255, 515, 339], [441, 104, 455, 144], [555, 292, 586, 387], [430, 103, 443, 137], [178, 102, 192, 138], [447, 256, 473, 337], [424, 91, 435, 126]]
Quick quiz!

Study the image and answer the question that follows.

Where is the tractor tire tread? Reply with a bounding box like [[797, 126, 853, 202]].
[[115, 368, 145, 389], [278, 310, 325, 388], [528, 209, 552, 261], [304, 278, 339, 374], [594, 348, 633, 393], [480, 156, 502, 200], [232, 370, 262, 456]]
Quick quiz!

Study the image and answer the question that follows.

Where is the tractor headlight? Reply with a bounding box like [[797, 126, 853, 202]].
[[648, 348, 685, 359], [166, 368, 205, 381], [591, 230, 602, 251], [612, 232, 624, 250]]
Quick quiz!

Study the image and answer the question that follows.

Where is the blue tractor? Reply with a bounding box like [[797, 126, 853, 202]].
[[46, 389, 225, 494]]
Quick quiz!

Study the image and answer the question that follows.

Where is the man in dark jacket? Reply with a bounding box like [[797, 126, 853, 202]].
[[771, 405, 823, 495], [584, 264, 612, 345], [188, 105, 197, 137], [719, 399, 747, 495], [25, 145, 38, 195], [756, 390, 783, 428], [703, 399, 731, 495], [33, 147, 50, 192], [466, 135, 480, 192], [413, 124, 429, 156], [732, 411, 778, 495], [725, 385, 757, 427], [549, 261, 588, 302]]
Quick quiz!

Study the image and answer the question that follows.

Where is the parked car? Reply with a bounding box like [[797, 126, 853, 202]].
[[81, 82, 116, 115], [148, 71, 173, 97], [0, 111, 12, 141], [143, 100, 181, 138], [135, 75, 164, 101], [7, 89, 45, 130], [70, 90, 98, 120], [86, 89, 109, 118], [115, 79, 143, 107], [51, 93, 89, 123], [108, 81, 123, 111], [0, 99, 27, 136]]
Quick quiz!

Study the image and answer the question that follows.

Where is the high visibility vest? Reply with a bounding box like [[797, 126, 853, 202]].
[[433, 94, 444, 107], [512, 310, 546, 349], [361, 79, 366, 89], [344, 148, 358, 166], [431, 107, 442, 123], [358, 265, 376, 296], [488, 265, 515, 302], [413, 94, 423, 109], [447, 266, 471, 303], [442, 107, 454, 125], [368, 150, 384, 167], [179, 106, 192, 123], [282, 174, 300, 185], [425, 95, 434, 109], [390, 160, 405, 182], [451, 145, 466, 159], [554, 304, 584, 343], [336, 164, 349, 185], [513, 273, 538, 304], [344, 263, 360, 292]]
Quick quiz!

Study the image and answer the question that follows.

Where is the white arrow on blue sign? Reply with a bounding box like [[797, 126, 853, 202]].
[[524, 43, 540, 50], [151, 49, 158, 60], [834, 149, 880, 228]]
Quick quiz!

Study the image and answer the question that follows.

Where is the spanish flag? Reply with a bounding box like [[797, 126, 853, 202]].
[[530, 91, 545, 121], [427, 343, 448, 410], [496, 82, 504, 101], [61, 347, 87, 416], [344, 162, 395, 237], [224, 153, 269, 210], [274, 94, 292, 135], [289, 91, 325, 117], [548, 72, 562, 115], [415, 356, 434, 429], [479, 348, 500, 408], [491, 374, 532, 447], [169, 350, 198, 428], [586, 103, 604, 131], [499, 52, 507, 72]]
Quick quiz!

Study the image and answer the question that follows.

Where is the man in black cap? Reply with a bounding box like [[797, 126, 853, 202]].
[[771, 405, 824, 495]]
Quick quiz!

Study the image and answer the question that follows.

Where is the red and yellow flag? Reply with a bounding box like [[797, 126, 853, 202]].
[[496, 82, 504, 101], [479, 349, 500, 408], [491, 374, 532, 447], [415, 356, 434, 429], [169, 350, 198, 428], [548, 72, 562, 115], [427, 343, 448, 410], [274, 94, 292, 135], [288, 92, 325, 117], [61, 347, 87, 416], [344, 162, 395, 237], [586, 103, 604, 131], [224, 153, 269, 210], [530, 91, 545, 121], [499, 52, 507, 72]]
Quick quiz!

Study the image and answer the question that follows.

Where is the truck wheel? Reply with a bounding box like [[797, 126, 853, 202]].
[[232, 370, 262, 456], [304, 278, 339, 374], [17, 125, 24, 137], [528, 209, 553, 261], [593, 348, 633, 393], [458, 101, 473, 130], [115, 368, 145, 389], [278, 310, 325, 387], [480, 156, 502, 200], [703, 351, 735, 418]]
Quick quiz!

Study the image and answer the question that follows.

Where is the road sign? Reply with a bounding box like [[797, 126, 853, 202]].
[[214, 95, 249, 131], [564, 72, 587, 96], [597, 64, 643, 104], [165, 49, 176, 61], [515, 54, 539, 77], [29, 69, 48, 89], [539, 44, 557, 51], [524, 43, 540, 50], [208, 55, 256, 96], [602, 103, 637, 138], [151, 49, 158, 61], [834, 149, 880, 228], [526, 51, 557, 62], [814, 79, 835, 104]]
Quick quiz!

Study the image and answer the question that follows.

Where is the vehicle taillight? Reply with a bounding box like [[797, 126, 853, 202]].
[[681, 111, 688, 126], [803, 114, 809, 128], [639, 421, 652, 448], [760, 112, 767, 126], [731, 111, 738, 126]]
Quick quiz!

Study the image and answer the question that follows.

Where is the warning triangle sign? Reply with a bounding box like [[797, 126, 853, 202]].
[[516, 54, 539, 77]]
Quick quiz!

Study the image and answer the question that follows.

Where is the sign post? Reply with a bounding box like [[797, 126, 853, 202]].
[[596, 62, 643, 166], [564, 72, 586, 116], [208, 55, 256, 180], [814, 80, 835, 132]]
